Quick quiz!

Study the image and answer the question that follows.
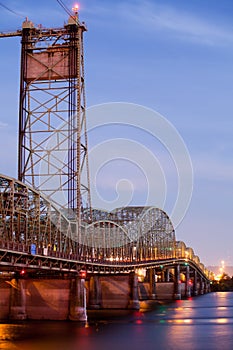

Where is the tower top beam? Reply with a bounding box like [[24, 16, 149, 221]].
[[0, 30, 22, 38], [0, 16, 87, 39]]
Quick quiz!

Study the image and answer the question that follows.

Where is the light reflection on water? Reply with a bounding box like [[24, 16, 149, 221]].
[[1, 292, 233, 350]]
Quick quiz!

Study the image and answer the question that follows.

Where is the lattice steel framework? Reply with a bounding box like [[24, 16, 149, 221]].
[[87, 206, 176, 261], [18, 15, 91, 224], [0, 174, 76, 254], [0, 174, 212, 279], [109, 206, 176, 260], [0, 175, 176, 262]]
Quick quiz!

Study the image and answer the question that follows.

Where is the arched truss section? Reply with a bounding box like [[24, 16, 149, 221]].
[[82, 220, 130, 248], [185, 247, 194, 260], [0, 175, 177, 263], [137, 207, 176, 260], [79, 220, 132, 261], [176, 241, 197, 260], [90, 206, 176, 261], [87, 208, 109, 222], [175, 240, 206, 272], [0, 174, 77, 255], [176, 241, 187, 257]]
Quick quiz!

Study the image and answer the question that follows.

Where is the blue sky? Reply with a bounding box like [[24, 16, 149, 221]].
[[0, 0, 233, 268]]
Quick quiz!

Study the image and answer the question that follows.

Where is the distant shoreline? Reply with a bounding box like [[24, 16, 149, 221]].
[[208, 266, 233, 277]]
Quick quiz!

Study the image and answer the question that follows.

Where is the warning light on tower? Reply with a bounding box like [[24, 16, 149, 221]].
[[72, 4, 79, 13]]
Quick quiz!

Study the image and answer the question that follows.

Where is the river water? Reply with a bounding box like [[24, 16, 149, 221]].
[[1, 292, 233, 350]]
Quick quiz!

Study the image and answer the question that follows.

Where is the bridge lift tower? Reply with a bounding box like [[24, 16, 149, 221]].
[[0, 8, 92, 226]]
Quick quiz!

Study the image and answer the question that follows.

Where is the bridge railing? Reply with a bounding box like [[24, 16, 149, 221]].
[[0, 237, 212, 279]]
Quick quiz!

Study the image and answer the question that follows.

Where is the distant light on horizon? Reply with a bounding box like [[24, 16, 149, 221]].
[[221, 260, 225, 269]]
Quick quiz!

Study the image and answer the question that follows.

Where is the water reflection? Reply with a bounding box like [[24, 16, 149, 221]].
[[1, 292, 233, 350], [167, 318, 193, 323]]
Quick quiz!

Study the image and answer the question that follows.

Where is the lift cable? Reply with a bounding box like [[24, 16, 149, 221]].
[[56, 0, 73, 18], [0, 2, 25, 18]]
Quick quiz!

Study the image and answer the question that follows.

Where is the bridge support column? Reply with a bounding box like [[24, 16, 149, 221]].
[[200, 278, 204, 295], [166, 268, 170, 282], [128, 272, 140, 310], [10, 278, 27, 320], [89, 275, 102, 309], [161, 270, 165, 282], [174, 264, 181, 300], [185, 265, 191, 298], [149, 268, 156, 299], [203, 280, 208, 294], [69, 276, 87, 321], [193, 269, 198, 296], [206, 281, 210, 293]]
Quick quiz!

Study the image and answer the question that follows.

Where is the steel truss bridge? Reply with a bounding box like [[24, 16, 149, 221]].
[[0, 14, 212, 285], [0, 174, 212, 281]]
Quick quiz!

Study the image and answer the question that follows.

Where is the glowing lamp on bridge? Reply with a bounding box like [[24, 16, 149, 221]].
[[136, 268, 146, 282], [79, 270, 86, 279]]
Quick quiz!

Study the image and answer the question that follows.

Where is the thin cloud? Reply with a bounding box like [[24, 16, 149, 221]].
[[119, 1, 233, 46], [0, 122, 8, 128]]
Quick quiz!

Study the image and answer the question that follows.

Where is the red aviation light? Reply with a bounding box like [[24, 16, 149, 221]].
[[79, 270, 86, 279], [20, 269, 26, 276]]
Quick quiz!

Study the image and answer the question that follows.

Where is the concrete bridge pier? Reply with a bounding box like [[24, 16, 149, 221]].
[[9, 278, 27, 320], [193, 269, 198, 296], [205, 281, 211, 293], [166, 268, 170, 282], [69, 276, 87, 321], [128, 272, 140, 309], [149, 268, 156, 299], [204, 280, 209, 294], [185, 265, 191, 298], [174, 264, 181, 300], [200, 278, 204, 295], [88, 275, 102, 309]]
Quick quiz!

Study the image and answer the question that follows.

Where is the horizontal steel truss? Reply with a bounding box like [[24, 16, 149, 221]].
[[0, 176, 177, 262], [0, 245, 210, 281], [0, 174, 212, 279]]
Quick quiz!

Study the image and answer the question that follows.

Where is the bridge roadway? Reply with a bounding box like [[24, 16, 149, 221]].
[[0, 239, 210, 280]]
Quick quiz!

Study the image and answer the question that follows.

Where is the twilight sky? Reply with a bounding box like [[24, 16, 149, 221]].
[[0, 0, 233, 268]]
